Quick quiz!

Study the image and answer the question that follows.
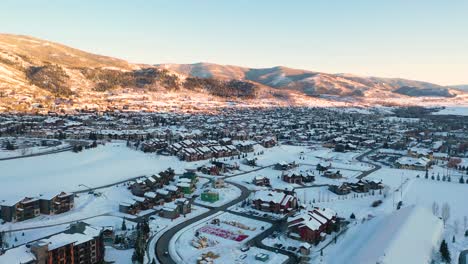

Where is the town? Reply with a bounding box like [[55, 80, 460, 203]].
[[0, 106, 467, 264]]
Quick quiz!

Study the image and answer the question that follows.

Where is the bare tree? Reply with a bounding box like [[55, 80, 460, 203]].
[[441, 203, 451, 226], [432, 201, 439, 216], [454, 220, 460, 234]]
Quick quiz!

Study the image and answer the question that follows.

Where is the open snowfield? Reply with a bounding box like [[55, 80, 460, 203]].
[[170, 212, 272, 264], [366, 167, 468, 221], [323, 206, 443, 264], [432, 106, 468, 116], [0, 142, 203, 202]]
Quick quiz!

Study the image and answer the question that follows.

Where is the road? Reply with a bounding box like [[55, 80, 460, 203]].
[[154, 147, 382, 264], [0, 146, 73, 161], [355, 147, 382, 179], [154, 181, 250, 264]]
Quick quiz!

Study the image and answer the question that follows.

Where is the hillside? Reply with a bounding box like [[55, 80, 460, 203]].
[[451, 85, 468, 92], [158, 63, 459, 98], [0, 34, 466, 113]]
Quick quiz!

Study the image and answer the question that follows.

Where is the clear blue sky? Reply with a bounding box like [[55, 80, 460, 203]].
[[1, 0, 467, 85]]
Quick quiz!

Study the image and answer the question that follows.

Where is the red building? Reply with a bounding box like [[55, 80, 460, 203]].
[[287, 208, 337, 244], [30, 222, 104, 264]]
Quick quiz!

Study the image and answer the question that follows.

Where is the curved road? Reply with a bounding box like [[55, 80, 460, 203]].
[[155, 181, 250, 264], [155, 146, 381, 264]]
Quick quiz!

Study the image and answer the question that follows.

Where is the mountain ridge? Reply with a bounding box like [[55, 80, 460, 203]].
[[156, 62, 458, 98], [0, 33, 466, 113]]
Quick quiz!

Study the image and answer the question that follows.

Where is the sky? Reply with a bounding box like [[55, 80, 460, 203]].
[[1, 0, 467, 85]]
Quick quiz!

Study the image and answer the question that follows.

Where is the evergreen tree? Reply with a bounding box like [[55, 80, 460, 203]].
[[439, 239, 451, 263], [121, 219, 127, 231]]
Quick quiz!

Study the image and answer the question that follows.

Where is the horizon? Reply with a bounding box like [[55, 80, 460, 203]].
[[1, 0, 468, 85]]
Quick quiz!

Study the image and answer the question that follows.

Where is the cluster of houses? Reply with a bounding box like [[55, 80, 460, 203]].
[[197, 161, 239, 176], [0, 222, 105, 264], [282, 170, 315, 184], [249, 189, 340, 246], [120, 169, 197, 219], [251, 190, 298, 214], [0, 192, 74, 222], [166, 139, 255, 162], [328, 179, 384, 195]]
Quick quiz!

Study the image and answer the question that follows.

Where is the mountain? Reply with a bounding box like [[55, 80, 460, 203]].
[[451, 85, 468, 92], [0, 34, 466, 113], [158, 63, 458, 98]]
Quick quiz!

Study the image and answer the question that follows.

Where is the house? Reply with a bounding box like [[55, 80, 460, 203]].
[[130, 178, 151, 197], [236, 141, 255, 152], [299, 242, 312, 255], [282, 170, 316, 184], [251, 190, 298, 214], [119, 200, 140, 215], [351, 180, 370, 193], [201, 191, 220, 203], [395, 156, 430, 170], [175, 198, 191, 215], [282, 171, 303, 184], [159, 202, 180, 219], [198, 164, 221, 175], [252, 176, 271, 187], [177, 178, 196, 195], [261, 136, 277, 148], [0, 197, 40, 222], [364, 179, 384, 190], [328, 183, 352, 195], [274, 161, 297, 171], [39, 192, 74, 215], [159, 198, 192, 219], [287, 208, 337, 244], [323, 169, 342, 179], [212, 178, 225, 189]]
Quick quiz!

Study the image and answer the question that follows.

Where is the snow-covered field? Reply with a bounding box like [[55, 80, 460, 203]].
[[0, 142, 203, 202], [105, 246, 134, 264], [432, 106, 468, 116], [324, 206, 443, 264]]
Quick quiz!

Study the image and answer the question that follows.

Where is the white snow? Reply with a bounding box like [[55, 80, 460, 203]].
[[327, 206, 443, 264]]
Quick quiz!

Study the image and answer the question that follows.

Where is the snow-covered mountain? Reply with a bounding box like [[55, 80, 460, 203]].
[[0, 33, 466, 113], [158, 62, 459, 98], [451, 85, 468, 92]]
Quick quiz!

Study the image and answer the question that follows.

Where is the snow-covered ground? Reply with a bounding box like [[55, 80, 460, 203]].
[[195, 182, 242, 207], [323, 206, 443, 264], [105, 246, 134, 264], [0, 142, 204, 202], [169, 212, 272, 264], [432, 106, 468, 116]]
